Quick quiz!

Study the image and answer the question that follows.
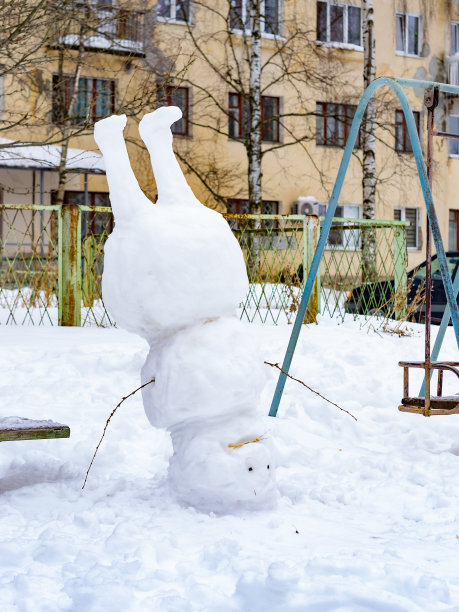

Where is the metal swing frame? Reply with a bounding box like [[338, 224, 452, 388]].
[[269, 77, 459, 419]]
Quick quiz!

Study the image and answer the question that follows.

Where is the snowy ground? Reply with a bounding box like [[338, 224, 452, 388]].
[[1, 318, 458, 611]]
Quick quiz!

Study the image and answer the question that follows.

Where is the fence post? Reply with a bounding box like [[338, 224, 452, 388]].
[[82, 235, 97, 308], [303, 215, 320, 323], [58, 204, 82, 326], [393, 225, 408, 320]]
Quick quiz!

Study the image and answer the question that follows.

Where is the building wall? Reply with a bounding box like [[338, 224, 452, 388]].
[[1, 0, 458, 272]]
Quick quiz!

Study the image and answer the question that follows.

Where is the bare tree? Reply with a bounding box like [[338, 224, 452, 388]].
[[153, 0, 342, 214]]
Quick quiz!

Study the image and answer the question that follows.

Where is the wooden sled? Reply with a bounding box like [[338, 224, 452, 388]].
[[398, 361, 459, 416]]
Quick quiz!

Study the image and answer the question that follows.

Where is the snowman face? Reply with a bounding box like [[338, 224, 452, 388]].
[[168, 428, 278, 514]]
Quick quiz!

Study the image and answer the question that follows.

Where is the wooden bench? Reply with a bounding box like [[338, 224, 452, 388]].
[[0, 417, 70, 442]]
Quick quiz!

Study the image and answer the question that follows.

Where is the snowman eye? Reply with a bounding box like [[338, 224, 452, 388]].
[[248, 467, 253, 471], [267, 465, 270, 469]]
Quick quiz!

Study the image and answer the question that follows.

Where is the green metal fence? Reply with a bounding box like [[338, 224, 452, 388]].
[[0, 204, 59, 325], [223, 214, 320, 324], [319, 218, 409, 321], [0, 204, 408, 326]]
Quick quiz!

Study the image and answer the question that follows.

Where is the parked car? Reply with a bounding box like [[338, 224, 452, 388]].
[[344, 252, 459, 323]]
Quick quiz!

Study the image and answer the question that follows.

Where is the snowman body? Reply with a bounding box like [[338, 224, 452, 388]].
[[94, 107, 278, 513]]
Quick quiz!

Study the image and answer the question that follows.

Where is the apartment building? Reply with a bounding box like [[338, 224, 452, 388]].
[[1, 0, 459, 269]]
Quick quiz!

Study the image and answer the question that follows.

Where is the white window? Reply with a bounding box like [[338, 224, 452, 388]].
[[394, 207, 420, 249], [396, 12, 422, 56], [157, 0, 190, 22], [325, 204, 361, 249], [451, 22, 459, 55], [316, 1, 361, 47], [230, 0, 281, 36], [448, 116, 459, 156]]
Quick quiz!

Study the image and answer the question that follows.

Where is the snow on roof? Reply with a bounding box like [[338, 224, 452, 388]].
[[0, 138, 105, 173]]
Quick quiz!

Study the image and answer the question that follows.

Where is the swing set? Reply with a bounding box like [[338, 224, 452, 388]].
[[269, 77, 459, 419]]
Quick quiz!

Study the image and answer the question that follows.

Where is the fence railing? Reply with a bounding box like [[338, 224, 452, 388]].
[[0, 204, 408, 327]]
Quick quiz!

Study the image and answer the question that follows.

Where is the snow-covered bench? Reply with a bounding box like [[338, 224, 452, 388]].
[[0, 417, 70, 442]]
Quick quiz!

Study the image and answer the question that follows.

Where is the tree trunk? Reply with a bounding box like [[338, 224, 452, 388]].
[[247, 0, 262, 217], [246, 0, 263, 275], [361, 0, 377, 282]]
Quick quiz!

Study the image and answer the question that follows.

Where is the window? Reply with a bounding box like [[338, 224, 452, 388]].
[[395, 110, 420, 153], [394, 207, 420, 249], [316, 1, 361, 47], [452, 22, 459, 55], [157, 86, 190, 136], [226, 199, 280, 230], [228, 93, 280, 142], [56, 191, 113, 237], [52, 75, 115, 125], [412, 255, 459, 283], [396, 12, 421, 56], [157, 0, 190, 22], [450, 210, 459, 251], [326, 204, 360, 248], [448, 116, 459, 156], [230, 0, 280, 36], [316, 102, 360, 148]]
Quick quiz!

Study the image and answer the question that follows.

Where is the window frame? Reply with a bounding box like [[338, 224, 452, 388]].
[[451, 21, 459, 55], [52, 74, 116, 125], [395, 11, 422, 57], [394, 207, 420, 250], [316, 1, 362, 50], [316, 101, 361, 149], [395, 109, 421, 154], [448, 115, 459, 157], [229, 0, 282, 38], [449, 210, 459, 251], [228, 93, 281, 143], [157, 85, 191, 137], [156, 0, 191, 24]]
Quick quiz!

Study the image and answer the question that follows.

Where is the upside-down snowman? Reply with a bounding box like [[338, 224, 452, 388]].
[[94, 107, 278, 513]]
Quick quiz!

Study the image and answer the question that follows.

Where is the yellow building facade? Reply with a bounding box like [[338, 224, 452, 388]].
[[1, 0, 459, 270]]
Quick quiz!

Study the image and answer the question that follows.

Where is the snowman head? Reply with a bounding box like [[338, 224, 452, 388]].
[[168, 420, 278, 514]]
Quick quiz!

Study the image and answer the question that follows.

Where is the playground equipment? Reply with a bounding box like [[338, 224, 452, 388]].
[[269, 77, 459, 419]]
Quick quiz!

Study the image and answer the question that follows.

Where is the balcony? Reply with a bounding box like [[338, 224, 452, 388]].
[[53, 7, 145, 57]]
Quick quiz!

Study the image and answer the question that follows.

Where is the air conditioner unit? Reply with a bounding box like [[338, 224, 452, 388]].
[[292, 196, 325, 216]]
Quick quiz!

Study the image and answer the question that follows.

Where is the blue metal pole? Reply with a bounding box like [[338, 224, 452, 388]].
[[420, 271, 459, 396], [269, 76, 459, 418], [390, 79, 459, 345]]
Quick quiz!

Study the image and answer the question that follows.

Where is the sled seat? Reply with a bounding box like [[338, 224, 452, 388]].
[[398, 361, 459, 416], [399, 396, 459, 415], [0, 417, 70, 442]]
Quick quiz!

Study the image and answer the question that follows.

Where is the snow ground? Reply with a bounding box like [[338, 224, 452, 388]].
[[0, 318, 458, 611]]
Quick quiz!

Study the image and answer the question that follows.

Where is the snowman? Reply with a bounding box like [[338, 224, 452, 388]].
[[94, 107, 278, 513]]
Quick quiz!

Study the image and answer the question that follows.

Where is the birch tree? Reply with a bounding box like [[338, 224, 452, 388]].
[[361, 0, 377, 281], [247, 0, 262, 215]]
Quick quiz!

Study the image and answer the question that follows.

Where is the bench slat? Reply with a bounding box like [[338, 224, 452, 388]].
[[0, 417, 70, 442], [0, 425, 70, 442]]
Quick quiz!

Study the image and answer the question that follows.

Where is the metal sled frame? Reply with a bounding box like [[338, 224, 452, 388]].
[[269, 77, 459, 419]]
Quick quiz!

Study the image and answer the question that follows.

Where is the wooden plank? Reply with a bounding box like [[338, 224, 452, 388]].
[[0, 426, 70, 442], [401, 396, 459, 410], [399, 404, 459, 416]]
